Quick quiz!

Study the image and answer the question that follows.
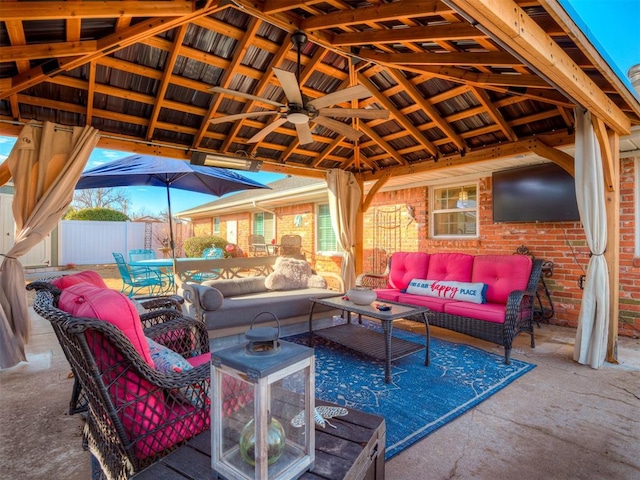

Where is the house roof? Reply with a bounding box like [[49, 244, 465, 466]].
[[178, 174, 324, 217], [1, 1, 639, 184]]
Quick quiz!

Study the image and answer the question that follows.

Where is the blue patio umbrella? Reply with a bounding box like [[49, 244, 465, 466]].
[[75, 154, 269, 258]]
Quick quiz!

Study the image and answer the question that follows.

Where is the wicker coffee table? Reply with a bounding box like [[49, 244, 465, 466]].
[[309, 296, 430, 383]]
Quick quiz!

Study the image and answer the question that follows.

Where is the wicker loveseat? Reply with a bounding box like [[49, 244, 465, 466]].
[[27, 281, 221, 479], [357, 252, 544, 363]]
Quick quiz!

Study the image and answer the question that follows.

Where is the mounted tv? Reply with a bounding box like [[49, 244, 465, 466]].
[[492, 163, 580, 222]]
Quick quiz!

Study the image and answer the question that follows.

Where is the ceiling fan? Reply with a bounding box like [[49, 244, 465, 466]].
[[209, 30, 389, 145]]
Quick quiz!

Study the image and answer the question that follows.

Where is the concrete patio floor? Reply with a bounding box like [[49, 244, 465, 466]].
[[1, 307, 638, 480]]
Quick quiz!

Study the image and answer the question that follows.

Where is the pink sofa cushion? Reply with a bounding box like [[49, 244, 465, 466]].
[[52, 270, 108, 290], [426, 253, 474, 282], [472, 255, 532, 304], [443, 301, 507, 324], [397, 293, 453, 313], [388, 252, 430, 289], [374, 288, 401, 302]]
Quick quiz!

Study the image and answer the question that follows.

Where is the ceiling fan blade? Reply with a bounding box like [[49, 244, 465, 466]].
[[313, 116, 363, 142], [273, 68, 304, 105], [318, 108, 390, 120], [295, 123, 314, 145], [307, 84, 372, 109], [210, 86, 284, 108], [247, 117, 288, 143], [210, 110, 278, 125]]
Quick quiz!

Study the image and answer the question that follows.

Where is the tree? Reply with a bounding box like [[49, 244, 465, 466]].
[[64, 207, 130, 221], [72, 188, 131, 214]]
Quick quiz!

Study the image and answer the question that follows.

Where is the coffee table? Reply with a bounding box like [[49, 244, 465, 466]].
[[309, 296, 430, 383]]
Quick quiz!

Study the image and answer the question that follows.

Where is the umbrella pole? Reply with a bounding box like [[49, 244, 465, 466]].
[[166, 185, 176, 260]]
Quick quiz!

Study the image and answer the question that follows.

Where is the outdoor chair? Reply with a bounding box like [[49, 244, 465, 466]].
[[113, 252, 167, 297], [27, 281, 250, 479], [129, 248, 174, 292], [192, 247, 224, 282], [28, 274, 186, 415], [279, 234, 302, 256], [248, 234, 268, 256]]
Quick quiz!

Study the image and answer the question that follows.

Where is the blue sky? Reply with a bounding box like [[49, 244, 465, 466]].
[[1, 1, 638, 215]]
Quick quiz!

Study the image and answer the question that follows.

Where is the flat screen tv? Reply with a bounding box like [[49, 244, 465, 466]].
[[492, 163, 580, 222]]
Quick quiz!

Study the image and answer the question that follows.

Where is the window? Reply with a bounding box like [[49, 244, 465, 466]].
[[213, 217, 220, 235], [431, 183, 478, 237], [316, 204, 338, 253], [252, 212, 275, 242]]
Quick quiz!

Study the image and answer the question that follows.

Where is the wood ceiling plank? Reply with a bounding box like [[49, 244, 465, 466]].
[[0, 4, 226, 100], [147, 24, 189, 141], [0, 41, 99, 62], [358, 72, 439, 157], [447, 0, 630, 134], [193, 18, 260, 148], [262, 0, 325, 14], [386, 68, 466, 152], [359, 124, 409, 166], [358, 50, 522, 67], [331, 23, 484, 47], [470, 86, 517, 141], [4, 15, 29, 119], [300, 1, 445, 31], [1, 1, 194, 20]]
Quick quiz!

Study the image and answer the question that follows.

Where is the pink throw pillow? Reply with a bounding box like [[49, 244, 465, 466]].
[[52, 270, 108, 290]]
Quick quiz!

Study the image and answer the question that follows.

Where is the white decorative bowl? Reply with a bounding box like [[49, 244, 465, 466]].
[[347, 287, 377, 305]]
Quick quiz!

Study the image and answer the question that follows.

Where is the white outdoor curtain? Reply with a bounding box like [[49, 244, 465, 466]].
[[0, 122, 99, 369], [326, 168, 361, 290], [572, 108, 610, 369]]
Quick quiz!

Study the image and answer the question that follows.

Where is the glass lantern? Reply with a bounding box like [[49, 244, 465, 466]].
[[211, 317, 315, 480]]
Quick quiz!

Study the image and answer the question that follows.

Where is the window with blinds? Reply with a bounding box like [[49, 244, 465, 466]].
[[316, 204, 338, 253], [253, 212, 275, 242]]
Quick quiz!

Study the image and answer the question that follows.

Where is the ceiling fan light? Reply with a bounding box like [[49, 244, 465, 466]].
[[288, 112, 309, 124]]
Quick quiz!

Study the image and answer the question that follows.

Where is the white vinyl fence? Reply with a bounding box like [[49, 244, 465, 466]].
[[59, 221, 146, 265]]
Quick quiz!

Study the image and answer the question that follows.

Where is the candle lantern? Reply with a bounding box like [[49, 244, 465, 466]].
[[211, 313, 315, 480]]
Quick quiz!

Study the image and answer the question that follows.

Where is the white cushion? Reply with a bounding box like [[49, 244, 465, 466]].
[[406, 279, 488, 304]]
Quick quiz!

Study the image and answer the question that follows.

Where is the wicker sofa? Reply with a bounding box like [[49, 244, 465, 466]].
[[357, 252, 544, 363]]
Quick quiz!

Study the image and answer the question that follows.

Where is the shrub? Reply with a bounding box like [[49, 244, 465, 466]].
[[183, 235, 229, 257], [64, 208, 130, 221]]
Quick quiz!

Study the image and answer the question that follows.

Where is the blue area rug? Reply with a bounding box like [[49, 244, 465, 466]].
[[285, 320, 535, 459]]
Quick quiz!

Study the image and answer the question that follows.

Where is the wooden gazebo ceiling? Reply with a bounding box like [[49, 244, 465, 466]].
[[1, 0, 639, 181]]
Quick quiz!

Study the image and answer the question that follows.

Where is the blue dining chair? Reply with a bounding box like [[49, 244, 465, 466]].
[[129, 249, 173, 293], [112, 252, 166, 297], [192, 247, 225, 281]]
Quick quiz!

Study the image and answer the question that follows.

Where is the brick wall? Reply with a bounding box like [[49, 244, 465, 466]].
[[188, 158, 639, 338]]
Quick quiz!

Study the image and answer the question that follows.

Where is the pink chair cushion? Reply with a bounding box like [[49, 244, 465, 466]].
[[59, 283, 153, 365], [58, 283, 166, 453], [388, 252, 430, 289], [472, 255, 533, 304], [426, 253, 474, 282], [51, 270, 108, 290]]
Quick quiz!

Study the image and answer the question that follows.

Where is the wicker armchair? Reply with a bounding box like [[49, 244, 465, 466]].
[[29, 284, 214, 480], [28, 280, 185, 415]]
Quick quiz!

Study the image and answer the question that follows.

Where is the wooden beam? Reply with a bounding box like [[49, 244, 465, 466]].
[[331, 23, 483, 46], [604, 130, 620, 363], [0, 1, 194, 20], [0, 41, 98, 62], [357, 50, 522, 67], [358, 73, 439, 157], [362, 170, 391, 212], [301, 1, 444, 31], [386, 68, 466, 152], [528, 139, 574, 175], [591, 115, 616, 192], [470, 86, 517, 141], [447, 0, 630, 134]]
